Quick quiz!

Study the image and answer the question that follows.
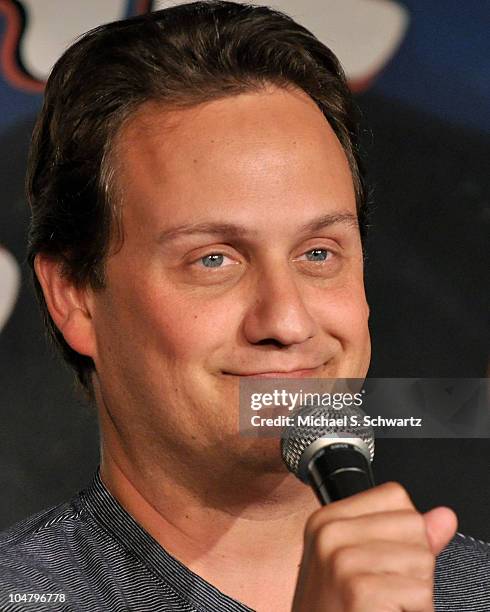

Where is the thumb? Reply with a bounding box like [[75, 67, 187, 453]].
[[423, 506, 458, 555]]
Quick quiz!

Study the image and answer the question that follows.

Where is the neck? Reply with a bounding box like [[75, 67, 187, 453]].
[[99, 430, 318, 611]]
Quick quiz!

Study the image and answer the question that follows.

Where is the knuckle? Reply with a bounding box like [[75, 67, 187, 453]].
[[381, 481, 413, 508], [343, 573, 373, 607], [416, 580, 434, 610], [408, 512, 429, 540], [418, 548, 436, 578], [304, 510, 325, 538], [306, 519, 350, 562], [311, 522, 341, 558], [329, 546, 357, 579]]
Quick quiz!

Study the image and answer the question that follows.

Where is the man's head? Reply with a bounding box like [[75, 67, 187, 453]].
[[26, 1, 368, 400]]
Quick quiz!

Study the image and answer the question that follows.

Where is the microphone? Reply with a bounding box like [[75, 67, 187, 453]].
[[281, 404, 375, 505]]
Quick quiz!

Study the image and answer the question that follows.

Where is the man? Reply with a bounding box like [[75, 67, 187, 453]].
[[1, 2, 488, 611]]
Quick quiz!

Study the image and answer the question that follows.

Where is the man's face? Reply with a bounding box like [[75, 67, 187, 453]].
[[87, 87, 370, 472]]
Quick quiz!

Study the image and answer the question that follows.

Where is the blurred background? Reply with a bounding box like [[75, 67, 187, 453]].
[[1, 0, 489, 539]]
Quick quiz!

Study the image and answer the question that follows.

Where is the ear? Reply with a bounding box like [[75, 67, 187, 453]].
[[34, 253, 97, 359]]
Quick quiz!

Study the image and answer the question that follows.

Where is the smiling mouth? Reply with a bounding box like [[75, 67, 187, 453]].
[[224, 365, 327, 378]]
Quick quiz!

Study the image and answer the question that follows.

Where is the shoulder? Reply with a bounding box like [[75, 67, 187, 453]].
[[0, 498, 96, 611], [435, 532, 490, 611]]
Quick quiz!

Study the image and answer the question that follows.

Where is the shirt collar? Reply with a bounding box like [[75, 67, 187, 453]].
[[79, 467, 253, 612]]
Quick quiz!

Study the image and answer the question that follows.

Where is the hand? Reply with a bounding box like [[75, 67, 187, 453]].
[[292, 482, 457, 612]]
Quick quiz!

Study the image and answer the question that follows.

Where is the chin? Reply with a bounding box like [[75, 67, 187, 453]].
[[223, 434, 289, 475]]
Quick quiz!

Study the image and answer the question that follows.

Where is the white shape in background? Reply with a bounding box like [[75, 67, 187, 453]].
[[16, 0, 408, 86], [19, 0, 127, 81], [155, 0, 409, 85], [0, 247, 21, 333]]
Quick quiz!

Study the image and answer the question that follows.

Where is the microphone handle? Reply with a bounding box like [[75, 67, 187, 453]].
[[307, 443, 375, 505]]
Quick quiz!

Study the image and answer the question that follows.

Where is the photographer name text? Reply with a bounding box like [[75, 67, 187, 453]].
[[250, 414, 423, 428]]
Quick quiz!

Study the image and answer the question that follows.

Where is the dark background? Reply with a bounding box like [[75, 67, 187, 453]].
[[1, 1, 489, 540]]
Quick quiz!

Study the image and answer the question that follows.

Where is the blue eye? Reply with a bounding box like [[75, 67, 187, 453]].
[[200, 254, 224, 267], [305, 249, 329, 262]]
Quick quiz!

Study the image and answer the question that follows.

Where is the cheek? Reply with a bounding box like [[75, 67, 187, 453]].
[[315, 281, 370, 341], [113, 281, 241, 364]]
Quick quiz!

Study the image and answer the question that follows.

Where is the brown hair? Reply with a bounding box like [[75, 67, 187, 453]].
[[26, 1, 367, 397]]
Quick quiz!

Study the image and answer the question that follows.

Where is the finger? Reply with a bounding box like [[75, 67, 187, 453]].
[[330, 541, 435, 583], [344, 573, 434, 612], [307, 510, 430, 554], [306, 482, 415, 532], [423, 506, 458, 555]]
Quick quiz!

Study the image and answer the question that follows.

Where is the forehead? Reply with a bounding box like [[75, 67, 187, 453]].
[[111, 87, 357, 233]]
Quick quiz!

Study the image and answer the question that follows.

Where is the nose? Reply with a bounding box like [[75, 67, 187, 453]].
[[242, 263, 317, 347]]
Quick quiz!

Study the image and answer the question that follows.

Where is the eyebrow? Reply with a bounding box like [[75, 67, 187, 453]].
[[155, 211, 359, 244], [303, 212, 359, 233]]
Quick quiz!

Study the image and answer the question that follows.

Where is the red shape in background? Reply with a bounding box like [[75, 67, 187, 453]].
[[0, 0, 44, 93], [0, 0, 153, 94]]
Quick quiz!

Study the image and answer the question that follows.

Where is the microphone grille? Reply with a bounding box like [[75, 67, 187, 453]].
[[280, 403, 375, 480]]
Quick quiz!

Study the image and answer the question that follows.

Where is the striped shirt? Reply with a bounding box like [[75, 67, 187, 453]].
[[0, 469, 489, 611]]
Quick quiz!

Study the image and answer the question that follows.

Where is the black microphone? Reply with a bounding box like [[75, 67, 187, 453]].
[[280, 404, 375, 505]]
